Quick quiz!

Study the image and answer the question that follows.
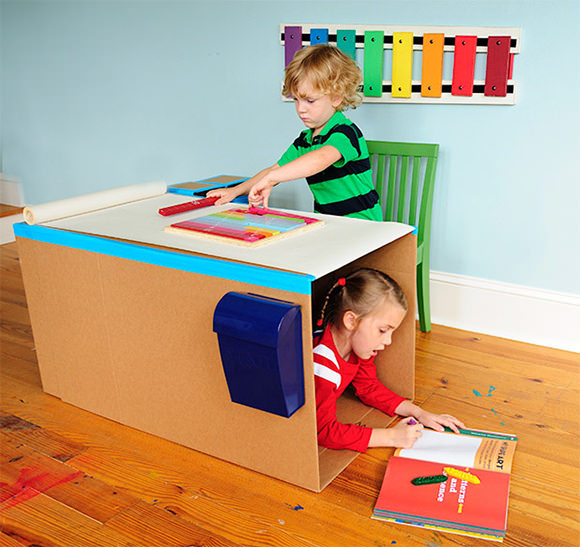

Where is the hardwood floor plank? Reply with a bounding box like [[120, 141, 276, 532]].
[[0, 413, 85, 462], [418, 326, 579, 369], [0, 495, 141, 547], [0, 206, 23, 219], [0, 531, 27, 546], [0, 435, 136, 524], [67, 446, 432, 547], [105, 500, 241, 547]]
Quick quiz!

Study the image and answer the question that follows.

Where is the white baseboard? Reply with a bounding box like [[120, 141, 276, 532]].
[[0, 174, 24, 207], [430, 271, 580, 353], [0, 213, 24, 245]]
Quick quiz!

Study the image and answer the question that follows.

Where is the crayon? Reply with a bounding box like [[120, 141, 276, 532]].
[[443, 467, 481, 484], [411, 474, 448, 485]]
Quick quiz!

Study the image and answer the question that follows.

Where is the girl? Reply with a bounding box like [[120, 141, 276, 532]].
[[314, 268, 464, 452]]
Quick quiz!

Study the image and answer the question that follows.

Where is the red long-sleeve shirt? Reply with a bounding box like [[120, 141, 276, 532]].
[[314, 326, 406, 452]]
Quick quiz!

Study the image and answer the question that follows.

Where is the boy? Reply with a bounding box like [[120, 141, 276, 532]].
[[207, 44, 382, 221]]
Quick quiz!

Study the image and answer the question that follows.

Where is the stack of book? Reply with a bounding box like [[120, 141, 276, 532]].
[[372, 428, 518, 542]]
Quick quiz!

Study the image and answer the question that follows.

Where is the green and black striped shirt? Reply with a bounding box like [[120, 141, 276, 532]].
[[278, 111, 382, 221]]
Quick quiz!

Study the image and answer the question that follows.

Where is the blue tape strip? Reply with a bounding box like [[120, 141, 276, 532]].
[[411, 225, 418, 235], [14, 223, 313, 295]]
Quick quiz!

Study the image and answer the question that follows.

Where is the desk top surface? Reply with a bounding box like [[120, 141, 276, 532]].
[[44, 193, 413, 279]]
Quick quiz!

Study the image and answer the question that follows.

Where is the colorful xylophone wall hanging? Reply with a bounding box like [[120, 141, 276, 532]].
[[280, 24, 522, 105]]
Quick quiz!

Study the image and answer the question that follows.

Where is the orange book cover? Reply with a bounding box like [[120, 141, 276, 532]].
[[372, 428, 517, 541]]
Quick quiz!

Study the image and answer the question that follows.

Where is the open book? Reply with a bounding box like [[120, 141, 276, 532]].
[[372, 427, 518, 542]]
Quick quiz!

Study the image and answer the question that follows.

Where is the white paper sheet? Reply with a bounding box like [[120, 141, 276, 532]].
[[41, 194, 413, 279], [397, 430, 483, 467]]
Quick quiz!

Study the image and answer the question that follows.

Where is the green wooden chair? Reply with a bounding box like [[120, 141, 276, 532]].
[[366, 141, 440, 332]]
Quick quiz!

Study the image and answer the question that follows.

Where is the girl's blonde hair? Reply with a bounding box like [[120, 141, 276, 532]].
[[283, 44, 362, 111], [318, 268, 407, 329]]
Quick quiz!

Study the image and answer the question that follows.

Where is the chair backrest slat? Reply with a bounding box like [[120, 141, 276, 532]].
[[409, 156, 421, 227], [385, 154, 398, 220], [419, 156, 438, 243], [397, 156, 409, 223], [374, 154, 387, 203]]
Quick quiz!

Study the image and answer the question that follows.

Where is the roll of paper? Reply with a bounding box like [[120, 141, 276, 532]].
[[23, 181, 167, 225]]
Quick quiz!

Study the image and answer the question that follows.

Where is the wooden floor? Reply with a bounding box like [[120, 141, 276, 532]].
[[1, 240, 579, 547], [0, 205, 23, 219]]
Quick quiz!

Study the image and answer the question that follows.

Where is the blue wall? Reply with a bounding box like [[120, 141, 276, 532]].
[[2, 0, 579, 294]]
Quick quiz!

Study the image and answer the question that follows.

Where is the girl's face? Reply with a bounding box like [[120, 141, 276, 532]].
[[347, 299, 406, 360]]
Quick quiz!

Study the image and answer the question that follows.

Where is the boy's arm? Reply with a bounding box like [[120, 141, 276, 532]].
[[249, 145, 342, 208], [206, 164, 279, 205]]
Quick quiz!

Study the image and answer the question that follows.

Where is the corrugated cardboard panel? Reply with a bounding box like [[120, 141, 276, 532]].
[[16, 237, 321, 491], [16, 237, 121, 420], [99, 252, 320, 489], [170, 182, 213, 191], [369, 233, 416, 401], [317, 389, 397, 490], [172, 175, 247, 191]]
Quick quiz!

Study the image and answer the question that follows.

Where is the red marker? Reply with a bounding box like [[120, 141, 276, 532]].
[[158, 196, 219, 216]]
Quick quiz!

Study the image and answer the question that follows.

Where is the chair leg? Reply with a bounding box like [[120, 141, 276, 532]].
[[416, 259, 431, 332]]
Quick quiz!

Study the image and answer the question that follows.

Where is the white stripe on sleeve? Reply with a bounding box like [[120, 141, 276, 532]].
[[313, 343, 340, 370], [313, 363, 341, 390]]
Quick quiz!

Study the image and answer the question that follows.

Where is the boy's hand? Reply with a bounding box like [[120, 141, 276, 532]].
[[416, 410, 465, 433], [206, 187, 239, 206], [248, 179, 274, 209]]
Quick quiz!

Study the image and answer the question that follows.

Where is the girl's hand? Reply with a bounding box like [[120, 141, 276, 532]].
[[416, 410, 465, 434], [206, 187, 239, 206], [369, 417, 423, 449], [389, 417, 424, 448]]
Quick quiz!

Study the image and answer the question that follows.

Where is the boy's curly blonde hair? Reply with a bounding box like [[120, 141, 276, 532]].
[[283, 44, 362, 111]]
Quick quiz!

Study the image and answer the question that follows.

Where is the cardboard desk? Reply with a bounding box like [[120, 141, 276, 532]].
[[14, 179, 416, 492]]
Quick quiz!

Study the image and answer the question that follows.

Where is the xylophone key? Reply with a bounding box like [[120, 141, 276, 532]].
[[452, 35, 477, 96], [363, 30, 384, 97], [485, 36, 511, 97], [284, 25, 302, 67], [421, 33, 445, 97], [392, 32, 414, 98]]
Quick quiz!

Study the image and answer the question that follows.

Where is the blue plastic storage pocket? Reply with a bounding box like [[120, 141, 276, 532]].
[[213, 292, 305, 418]]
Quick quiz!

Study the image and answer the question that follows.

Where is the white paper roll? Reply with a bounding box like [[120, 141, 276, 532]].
[[23, 181, 167, 225]]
